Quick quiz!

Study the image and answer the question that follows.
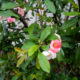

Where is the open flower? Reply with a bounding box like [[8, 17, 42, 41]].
[[50, 40, 61, 53], [17, 7, 24, 17], [42, 50, 56, 60], [7, 17, 15, 23], [42, 33, 62, 60], [50, 33, 62, 53]]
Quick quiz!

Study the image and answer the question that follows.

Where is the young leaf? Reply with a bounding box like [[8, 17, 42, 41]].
[[45, 0, 56, 13], [14, 47, 24, 53], [28, 45, 39, 56], [38, 52, 50, 73], [36, 57, 40, 69], [17, 55, 25, 67], [40, 27, 51, 43]]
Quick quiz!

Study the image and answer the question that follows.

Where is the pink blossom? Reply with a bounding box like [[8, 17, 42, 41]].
[[7, 17, 15, 23], [49, 33, 62, 53], [50, 40, 61, 53], [17, 7, 24, 17], [55, 33, 61, 42]]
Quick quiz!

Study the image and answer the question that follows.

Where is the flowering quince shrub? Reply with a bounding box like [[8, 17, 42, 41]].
[[0, 0, 80, 80]]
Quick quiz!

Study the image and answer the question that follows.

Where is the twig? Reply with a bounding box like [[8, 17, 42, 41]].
[[12, 9, 28, 28]]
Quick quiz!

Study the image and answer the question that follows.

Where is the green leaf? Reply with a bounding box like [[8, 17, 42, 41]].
[[25, 5, 31, 12], [64, 12, 80, 16], [38, 52, 50, 73], [36, 57, 40, 69], [45, 0, 56, 13], [17, 55, 25, 67], [11, 75, 19, 80], [22, 41, 35, 50], [27, 34, 38, 41], [28, 45, 39, 56], [75, 46, 80, 66], [47, 34, 59, 41], [27, 23, 40, 34], [40, 27, 51, 43], [61, 18, 78, 30], [62, 42, 70, 48], [23, 76, 26, 80], [0, 24, 3, 32], [0, 59, 5, 64], [57, 48, 64, 61], [21, 55, 35, 70], [72, 77, 78, 80], [41, 44, 49, 51], [0, 73, 5, 80], [0, 10, 19, 18], [1, 2, 18, 10], [27, 24, 34, 34]]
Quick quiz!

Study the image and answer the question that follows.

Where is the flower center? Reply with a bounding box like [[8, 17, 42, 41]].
[[53, 43, 57, 48]]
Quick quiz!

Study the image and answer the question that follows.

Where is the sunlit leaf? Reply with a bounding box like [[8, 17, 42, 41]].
[[38, 52, 50, 73], [28, 45, 39, 56], [40, 27, 51, 43]]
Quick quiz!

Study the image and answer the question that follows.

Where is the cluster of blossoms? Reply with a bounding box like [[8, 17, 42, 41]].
[[6, 7, 24, 23], [42, 33, 62, 60]]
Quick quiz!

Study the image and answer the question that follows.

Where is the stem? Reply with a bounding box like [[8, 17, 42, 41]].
[[41, 10, 43, 31], [39, 0, 43, 31], [78, 0, 80, 12], [12, 9, 28, 28], [66, 4, 72, 20]]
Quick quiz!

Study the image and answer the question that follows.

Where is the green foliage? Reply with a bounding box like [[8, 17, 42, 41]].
[[17, 55, 26, 67], [0, 0, 80, 80], [45, 0, 56, 13], [28, 45, 39, 56], [61, 17, 78, 30], [64, 12, 80, 16], [0, 10, 19, 18], [38, 52, 50, 73], [40, 27, 51, 43], [1, 2, 18, 10]]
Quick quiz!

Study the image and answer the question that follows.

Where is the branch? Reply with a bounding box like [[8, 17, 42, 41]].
[[65, 4, 72, 20], [53, 1, 58, 24], [12, 9, 28, 28]]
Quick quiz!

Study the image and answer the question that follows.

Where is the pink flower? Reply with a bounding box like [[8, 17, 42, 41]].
[[7, 17, 15, 23], [17, 7, 24, 17], [49, 33, 62, 53], [55, 33, 61, 42], [50, 40, 61, 53]]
